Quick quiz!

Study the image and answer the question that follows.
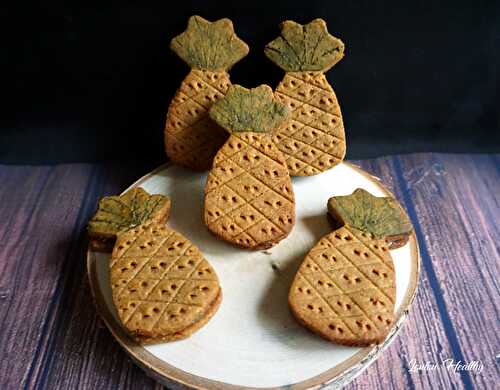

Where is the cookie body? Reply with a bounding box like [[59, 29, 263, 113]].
[[165, 70, 230, 171], [264, 19, 346, 176], [204, 132, 295, 249], [289, 226, 395, 346], [327, 188, 413, 249], [110, 223, 221, 344], [88, 188, 171, 252], [273, 72, 346, 176]]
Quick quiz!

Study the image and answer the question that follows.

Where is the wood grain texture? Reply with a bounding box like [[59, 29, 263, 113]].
[[343, 157, 463, 390], [0, 154, 497, 390], [344, 155, 499, 390], [0, 163, 160, 390]]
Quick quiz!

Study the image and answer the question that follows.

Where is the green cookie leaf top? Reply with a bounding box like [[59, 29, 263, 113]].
[[209, 85, 290, 134], [170, 15, 249, 71], [264, 18, 344, 73], [327, 188, 413, 242], [88, 187, 171, 239]]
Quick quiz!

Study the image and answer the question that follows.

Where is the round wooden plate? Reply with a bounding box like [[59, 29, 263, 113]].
[[87, 162, 420, 389]]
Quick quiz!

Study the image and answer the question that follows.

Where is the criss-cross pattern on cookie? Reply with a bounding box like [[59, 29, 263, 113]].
[[273, 72, 346, 176], [110, 223, 220, 338], [165, 69, 230, 170], [290, 226, 395, 344], [204, 132, 295, 248]]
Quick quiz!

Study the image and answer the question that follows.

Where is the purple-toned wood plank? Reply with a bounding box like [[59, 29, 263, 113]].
[[342, 156, 465, 390], [398, 153, 499, 388], [0, 163, 158, 390], [16, 163, 160, 390], [353, 153, 498, 390], [1, 154, 498, 390], [0, 165, 91, 389]]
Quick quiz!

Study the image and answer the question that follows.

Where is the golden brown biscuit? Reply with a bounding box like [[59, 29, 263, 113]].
[[289, 226, 395, 347], [264, 19, 346, 176], [204, 85, 295, 249], [165, 16, 249, 171], [110, 223, 221, 343]]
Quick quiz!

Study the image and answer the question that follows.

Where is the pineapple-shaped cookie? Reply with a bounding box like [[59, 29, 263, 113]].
[[165, 16, 249, 171], [265, 19, 346, 176], [289, 189, 413, 346], [89, 188, 222, 344], [204, 85, 295, 250]]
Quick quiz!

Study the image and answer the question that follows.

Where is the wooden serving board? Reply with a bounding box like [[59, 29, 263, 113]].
[[87, 162, 420, 389]]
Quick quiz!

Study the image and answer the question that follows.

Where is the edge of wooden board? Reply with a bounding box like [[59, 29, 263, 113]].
[[86, 161, 421, 390]]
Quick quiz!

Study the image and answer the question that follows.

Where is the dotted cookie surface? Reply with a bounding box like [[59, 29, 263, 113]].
[[110, 223, 221, 344], [273, 72, 346, 176], [289, 226, 395, 346], [204, 132, 295, 249]]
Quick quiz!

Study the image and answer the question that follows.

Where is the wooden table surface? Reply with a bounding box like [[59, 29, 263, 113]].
[[1, 153, 498, 390]]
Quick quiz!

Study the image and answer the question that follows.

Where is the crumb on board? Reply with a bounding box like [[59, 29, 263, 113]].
[[271, 262, 280, 273]]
